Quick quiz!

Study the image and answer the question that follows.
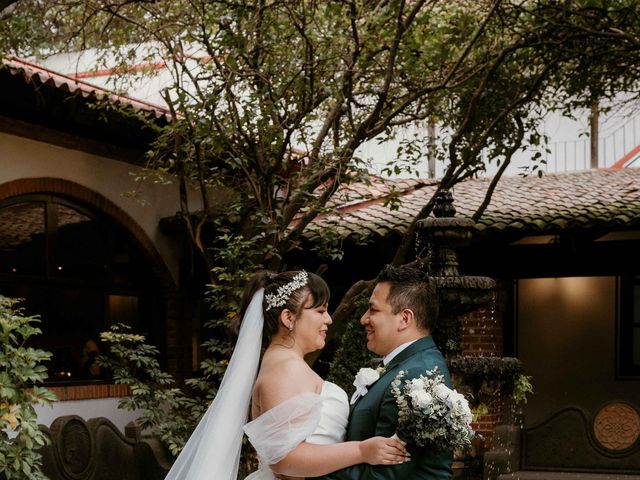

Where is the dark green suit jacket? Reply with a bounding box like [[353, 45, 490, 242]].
[[314, 336, 453, 480]]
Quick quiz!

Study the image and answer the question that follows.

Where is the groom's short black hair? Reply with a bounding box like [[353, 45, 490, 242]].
[[376, 264, 438, 332]]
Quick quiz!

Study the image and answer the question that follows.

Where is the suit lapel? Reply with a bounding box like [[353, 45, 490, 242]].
[[385, 335, 435, 371], [350, 336, 436, 412]]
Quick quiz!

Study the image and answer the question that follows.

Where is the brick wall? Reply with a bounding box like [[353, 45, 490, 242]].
[[49, 384, 130, 401], [460, 306, 503, 358], [459, 282, 508, 445]]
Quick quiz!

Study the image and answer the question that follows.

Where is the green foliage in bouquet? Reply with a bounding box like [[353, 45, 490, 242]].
[[391, 368, 474, 451], [0, 296, 57, 480]]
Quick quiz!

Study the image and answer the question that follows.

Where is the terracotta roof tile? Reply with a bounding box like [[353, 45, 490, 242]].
[[308, 168, 640, 240], [3, 57, 171, 120]]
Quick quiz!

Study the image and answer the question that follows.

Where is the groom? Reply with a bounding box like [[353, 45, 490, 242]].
[[317, 264, 453, 479]]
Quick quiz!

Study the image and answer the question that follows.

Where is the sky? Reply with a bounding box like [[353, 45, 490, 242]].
[[39, 48, 640, 179]]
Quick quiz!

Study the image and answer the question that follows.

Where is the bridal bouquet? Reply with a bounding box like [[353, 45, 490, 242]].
[[390, 367, 474, 451]]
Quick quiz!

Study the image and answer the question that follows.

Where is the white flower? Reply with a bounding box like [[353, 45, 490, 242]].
[[390, 368, 475, 450], [350, 366, 384, 405], [354, 367, 381, 388], [449, 390, 466, 406], [410, 389, 433, 409], [407, 378, 424, 393], [432, 382, 452, 401], [449, 391, 473, 422]]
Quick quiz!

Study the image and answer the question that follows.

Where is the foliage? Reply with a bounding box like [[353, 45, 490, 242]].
[[511, 372, 534, 406], [391, 368, 474, 451], [4, 0, 640, 315], [326, 295, 377, 395], [447, 356, 533, 415], [1, 0, 637, 462], [97, 324, 198, 456], [97, 322, 258, 474], [0, 296, 56, 480]]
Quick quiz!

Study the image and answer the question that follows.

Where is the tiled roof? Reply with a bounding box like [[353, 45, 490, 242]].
[[2, 57, 171, 120], [309, 168, 640, 240]]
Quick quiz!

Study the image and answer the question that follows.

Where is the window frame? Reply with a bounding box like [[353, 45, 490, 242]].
[[616, 275, 640, 379], [0, 194, 162, 385]]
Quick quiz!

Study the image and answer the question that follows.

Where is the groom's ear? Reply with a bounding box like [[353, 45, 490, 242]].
[[398, 308, 415, 331]]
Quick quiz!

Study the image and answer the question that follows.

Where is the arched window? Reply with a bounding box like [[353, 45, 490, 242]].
[[0, 195, 165, 384]]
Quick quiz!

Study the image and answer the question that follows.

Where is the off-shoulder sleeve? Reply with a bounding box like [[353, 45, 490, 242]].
[[243, 391, 323, 465]]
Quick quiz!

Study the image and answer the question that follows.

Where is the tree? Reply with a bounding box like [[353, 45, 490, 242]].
[[2, 0, 640, 453]]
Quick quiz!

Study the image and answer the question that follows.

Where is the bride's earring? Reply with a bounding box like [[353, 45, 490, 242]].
[[288, 323, 294, 331]]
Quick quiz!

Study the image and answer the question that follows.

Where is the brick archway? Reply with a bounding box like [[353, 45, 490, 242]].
[[0, 177, 174, 290], [0, 177, 192, 388]]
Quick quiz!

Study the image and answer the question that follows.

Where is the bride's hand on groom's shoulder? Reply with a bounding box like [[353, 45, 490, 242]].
[[359, 436, 411, 466]]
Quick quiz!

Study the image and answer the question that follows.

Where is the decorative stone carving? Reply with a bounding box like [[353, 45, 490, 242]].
[[593, 402, 640, 451], [50, 416, 95, 480], [39, 415, 170, 480]]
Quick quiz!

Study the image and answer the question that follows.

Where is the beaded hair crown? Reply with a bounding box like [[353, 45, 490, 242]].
[[265, 271, 309, 311]]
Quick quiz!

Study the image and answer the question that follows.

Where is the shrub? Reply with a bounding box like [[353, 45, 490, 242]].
[[447, 356, 533, 414], [0, 296, 56, 480], [97, 324, 198, 456]]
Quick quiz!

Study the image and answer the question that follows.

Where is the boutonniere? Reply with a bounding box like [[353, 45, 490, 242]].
[[350, 366, 386, 405]]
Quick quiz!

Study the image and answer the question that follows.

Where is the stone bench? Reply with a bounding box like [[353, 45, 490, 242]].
[[484, 403, 640, 480], [497, 473, 640, 480], [38, 415, 171, 480]]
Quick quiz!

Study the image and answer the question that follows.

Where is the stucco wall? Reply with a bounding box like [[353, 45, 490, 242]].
[[517, 276, 640, 426], [34, 398, 141, 433], [0, 131, 202, 284]]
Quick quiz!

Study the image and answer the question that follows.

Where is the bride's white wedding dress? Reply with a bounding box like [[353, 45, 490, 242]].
[[163, 291, 349, 480], [243, 381, 349, 479]]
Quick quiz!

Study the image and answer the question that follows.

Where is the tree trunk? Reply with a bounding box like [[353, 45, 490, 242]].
[[590, 99, 599, 169]]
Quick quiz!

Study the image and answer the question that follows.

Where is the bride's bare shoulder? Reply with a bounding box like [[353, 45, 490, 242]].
[[253, 354, 320, 411]]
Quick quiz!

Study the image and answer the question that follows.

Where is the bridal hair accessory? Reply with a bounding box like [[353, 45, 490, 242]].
[[265, 271, 309, 311]]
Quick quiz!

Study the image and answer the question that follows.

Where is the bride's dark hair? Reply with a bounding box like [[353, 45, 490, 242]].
[[239, 269, 330, 348]]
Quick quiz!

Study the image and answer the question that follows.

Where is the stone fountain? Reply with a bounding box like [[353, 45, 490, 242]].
[[417, 189, 495, 356], [417, 189, 529, 480]]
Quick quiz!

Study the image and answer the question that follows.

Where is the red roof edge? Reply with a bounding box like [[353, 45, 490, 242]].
[[3, 56, 172, 119], [609, 144, 640, 170]]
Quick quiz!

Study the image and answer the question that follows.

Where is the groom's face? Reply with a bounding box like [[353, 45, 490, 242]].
[[360, 282, 402, 357]]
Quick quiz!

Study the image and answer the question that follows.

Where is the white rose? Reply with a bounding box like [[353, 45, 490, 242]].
[[452, 395, 473, 422], [354, 367, 380, 387], [351, 367, 383, 405], [408, 378, 424, 392], [449, 390, 466, 405], [410, 389, 433, 409], [433, 383, 452, 401]]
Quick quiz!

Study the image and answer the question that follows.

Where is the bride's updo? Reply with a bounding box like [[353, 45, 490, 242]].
[[240, 270, 330, 347]]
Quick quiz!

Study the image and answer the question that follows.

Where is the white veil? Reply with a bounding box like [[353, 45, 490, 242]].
[[164, 289, 264, 480]]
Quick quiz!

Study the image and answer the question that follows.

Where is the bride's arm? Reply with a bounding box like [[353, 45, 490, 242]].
[[271, 437, 408, 478], [256, 361, 407, 477]]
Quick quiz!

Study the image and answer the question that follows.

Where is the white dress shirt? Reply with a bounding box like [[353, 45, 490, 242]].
[[383, 339, 418, 366]]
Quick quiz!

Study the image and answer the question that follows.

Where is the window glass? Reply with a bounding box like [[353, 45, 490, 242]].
[[0, 202, 46, 275], [54, 203, 110, 278], [0, 197, 162, 384]]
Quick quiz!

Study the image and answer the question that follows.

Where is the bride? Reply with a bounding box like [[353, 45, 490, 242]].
[[165, 270, 408, 480]]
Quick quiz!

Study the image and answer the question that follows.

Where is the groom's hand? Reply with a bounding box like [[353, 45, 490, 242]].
[[275, 475, 303, 480]]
